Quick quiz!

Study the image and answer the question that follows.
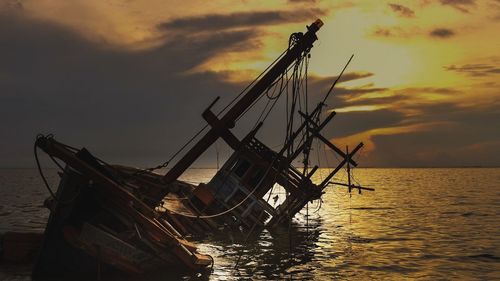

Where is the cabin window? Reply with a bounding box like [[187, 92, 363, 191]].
[[234, 159, 251, 178], [248, 167, 265, 188]]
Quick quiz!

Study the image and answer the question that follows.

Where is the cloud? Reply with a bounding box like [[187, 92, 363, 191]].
[[325, 109, 406, 139], [157, 9, 327, 32], [0, 11, 385, 168], [337, 102, 500, 167], [388, 3, 415, 18], [439, 0, 476, 13], [307, 72, 384, 106], [389, 107, 500, 167], [445, 63, 500, 76], [288, 0, 319, 3], [372, 26, 456, 39], [440, 0, 475, 5], [309, 71, 374, 88], [1, 8, 499, 169], [429, 28, 455, 38], [338, 86, 461, 110], [395, 87, 461, 95], [372, 27, 394, 37], [337, 71, 374, 83], [1, 0, 23, 11], [371, 26, 415, 38], [0, 13, 262, 167]]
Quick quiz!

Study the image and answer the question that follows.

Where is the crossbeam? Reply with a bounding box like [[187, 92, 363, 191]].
[[163, 20, 323, 183], [319, 142, 363, 189], [287, 110, 337, 161], [328, 181, 375, 192], [202, 109, 241, 150], [298, 111, 358, 167]]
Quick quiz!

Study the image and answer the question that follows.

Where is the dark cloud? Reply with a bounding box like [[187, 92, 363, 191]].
[[307, 73, 385, 107], [315, 83, 500, 167], [364, 102, 500, 167], [231, 72, 384, 149], [373, 26, 457, 39], [327, 109, 405, 138], [0, 13, 261, 167], [440, 0, 475, 5], [308, 71, 374, 89], [316, 86, 461, 115], [1, 0, 23, 11], [388, 3, 415, 17], [445, 63, 500, 76], [1, 11, 499, 169], [371, 26, 413, 38], [429, 28, 455, 38], [373, 27, 393, 37], [439, 0, 475, 13], [326, 99, 500, 167], [395, 87, 461, 95], [157, 9, 327, 32], [288, 0, 319, 3]]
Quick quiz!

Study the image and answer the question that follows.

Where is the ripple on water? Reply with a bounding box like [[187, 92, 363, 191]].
[[350, 207, 394, 210], [0, 211, 12, 217], [361, 264, 420, 274], [1, 168, 499, 280], [453, 253, 500, 262]]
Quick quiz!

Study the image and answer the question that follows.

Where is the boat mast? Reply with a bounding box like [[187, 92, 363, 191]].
[[163, 19, 324, 183]]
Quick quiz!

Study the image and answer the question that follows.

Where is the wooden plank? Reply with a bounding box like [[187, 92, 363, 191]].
[[298, 110, 358, 167], [319, 142, 363, 188], [202, 109, 241, 150]]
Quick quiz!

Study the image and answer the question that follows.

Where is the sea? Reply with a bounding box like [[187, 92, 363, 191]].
[[0, 168, 499, 280]]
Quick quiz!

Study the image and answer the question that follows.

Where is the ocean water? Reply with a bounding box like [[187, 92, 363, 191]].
[[0, 168, 499, 280]]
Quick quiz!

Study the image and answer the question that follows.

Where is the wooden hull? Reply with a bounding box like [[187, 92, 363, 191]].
[[32, 141, 212, 279]]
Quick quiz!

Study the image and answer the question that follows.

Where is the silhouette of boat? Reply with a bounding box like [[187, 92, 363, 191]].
[[30, 19, 372, 278]]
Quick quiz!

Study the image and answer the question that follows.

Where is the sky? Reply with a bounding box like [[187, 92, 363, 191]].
[[0, 0, 499, 168]]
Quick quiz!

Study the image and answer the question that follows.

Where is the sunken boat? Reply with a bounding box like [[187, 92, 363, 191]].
[[31, 19, 372, 278]]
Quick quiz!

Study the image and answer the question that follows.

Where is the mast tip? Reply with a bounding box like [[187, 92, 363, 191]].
[[308, 19, 323, 33], [315, 19, 324, 28]]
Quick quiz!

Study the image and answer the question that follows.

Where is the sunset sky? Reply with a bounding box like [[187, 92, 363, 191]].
[[1, 0, 499, 168]]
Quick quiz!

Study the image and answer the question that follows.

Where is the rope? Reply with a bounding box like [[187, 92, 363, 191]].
[[233, 35, 313, 273], [135, 48, 290, 175], [160, 179, 254, 219], [34, 141, 58, 200], [34, 135, 81, 204], [159, 138, 284, 219], [321, 54, 354, 105], [161, 54, 307, 220]]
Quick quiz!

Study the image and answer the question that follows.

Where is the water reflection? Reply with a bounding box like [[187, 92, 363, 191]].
[[196, 213, 324, 280], [1, 168, 499, 280]]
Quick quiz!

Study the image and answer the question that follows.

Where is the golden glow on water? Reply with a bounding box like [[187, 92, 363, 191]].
[[185, 168, 500, 280], [1, 168, 499, 280]]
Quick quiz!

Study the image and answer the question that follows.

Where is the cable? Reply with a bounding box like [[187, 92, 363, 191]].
[[34, 137, 81, 205], [34, 142, 57, 200], [136, 48, 290, 175], [321, 54, 354, 105]]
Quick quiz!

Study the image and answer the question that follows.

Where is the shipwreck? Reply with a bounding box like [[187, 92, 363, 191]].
[[23, 19, 373, 278]]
